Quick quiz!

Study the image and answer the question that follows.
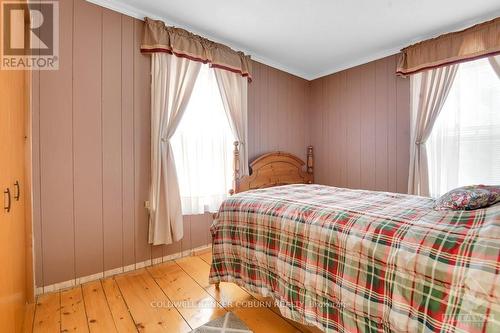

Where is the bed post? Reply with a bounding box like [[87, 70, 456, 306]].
[[307, 146, 314, 183], [229, 141, 240, 195]]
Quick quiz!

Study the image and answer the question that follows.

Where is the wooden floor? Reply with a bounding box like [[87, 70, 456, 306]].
[[24, 249, 323, 333]]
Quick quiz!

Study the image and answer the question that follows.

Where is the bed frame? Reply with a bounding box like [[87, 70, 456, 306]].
[[229, 142, 314, 194], [214, 142, 313, 290]]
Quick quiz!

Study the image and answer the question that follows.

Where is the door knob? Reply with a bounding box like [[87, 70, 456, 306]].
[[4, 188, 11, 213]]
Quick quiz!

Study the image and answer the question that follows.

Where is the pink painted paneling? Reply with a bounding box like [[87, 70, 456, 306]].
[[396, 71, 411, 193], [102, 9, 123, 272], [133, 19, 151, 263], [32, 0, 332, 287], [191, 214, 210, 248], [121, 15, 136, 267], [163, 237, 181, 257], [309, 55, 410, 193], [375, 58, 389, 191], [72, 0, 103, 278], [387, 58, 398, 193], [247, 61, 310, 162], [359, 62, 377, 191], [31, 70, 43, 287], [37, 0, 75, 286], [181, 216, 192, 253]]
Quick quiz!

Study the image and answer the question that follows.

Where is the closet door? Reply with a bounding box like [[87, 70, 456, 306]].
[[0, 68, 16, 333], [0, 60, 29, 333]]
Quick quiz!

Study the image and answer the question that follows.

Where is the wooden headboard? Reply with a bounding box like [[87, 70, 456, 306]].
[[230, 142, 314, 194]]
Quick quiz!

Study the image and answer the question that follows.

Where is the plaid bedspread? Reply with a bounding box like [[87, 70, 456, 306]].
[[209, 184, 500, 333]]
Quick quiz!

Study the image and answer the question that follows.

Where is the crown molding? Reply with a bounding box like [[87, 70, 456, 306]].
[[85, 0, 310, 79], [310, 10, 500, 80], [86, 0, 500, 81]]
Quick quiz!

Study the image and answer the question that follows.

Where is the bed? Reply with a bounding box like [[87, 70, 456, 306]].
[[209, 143, 500, 333]]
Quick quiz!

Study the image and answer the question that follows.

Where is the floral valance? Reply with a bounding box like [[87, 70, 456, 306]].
[[397, 17, 500, 76], [141, 18, 252, 81]]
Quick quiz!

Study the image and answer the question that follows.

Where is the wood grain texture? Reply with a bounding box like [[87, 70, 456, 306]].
[[22, 303, 36, 333], [33, 292, 60, 332], [0, 16, 31, 328], [175, 256, 254, 309], [82, 280, 117, 332], [309, 55, 410, 193], [61, 286, 89, 332], [147, 261, 226, 329], [234, 150, 313, 193], [29, 252, 323, 333], [115, 269, 191, 332], [101, 278, 137, 333]]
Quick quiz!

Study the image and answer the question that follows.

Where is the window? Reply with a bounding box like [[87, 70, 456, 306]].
[[427, 58, 500, 197], [171, 65, 235, 215]]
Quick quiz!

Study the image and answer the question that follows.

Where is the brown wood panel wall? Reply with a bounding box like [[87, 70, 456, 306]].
[[32, 0, 311, 287], [36, 0, 75, 285], [73, 0, 103, 279], [309, 55, 410, 193], [32, 1, 408, 289], [248, 61, 310, 162]]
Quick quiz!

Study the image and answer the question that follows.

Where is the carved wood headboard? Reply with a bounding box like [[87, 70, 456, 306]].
[[230, 142, 314, 194]]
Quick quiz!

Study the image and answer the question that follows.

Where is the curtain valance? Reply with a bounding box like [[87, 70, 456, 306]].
[[397, 17, 500, 76], [141, 18, 252, 81]]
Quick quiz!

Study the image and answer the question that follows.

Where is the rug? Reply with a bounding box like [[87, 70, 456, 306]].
[[190, 312, 253, 333]]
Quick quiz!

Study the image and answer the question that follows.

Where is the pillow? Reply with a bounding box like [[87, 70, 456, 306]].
[[434, 185, 500, 211]]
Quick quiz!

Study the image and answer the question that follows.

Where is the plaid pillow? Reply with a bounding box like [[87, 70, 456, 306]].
[[434, 185, 500, 210]]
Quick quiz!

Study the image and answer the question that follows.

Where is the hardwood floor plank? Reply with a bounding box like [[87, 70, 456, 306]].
[[82, 280, 117, 332], [175, 257, 211, 288], [33, 292, 61, 332], [22, 303, 35, 333], [178, 256, 313, 332], [234, 306, 301, 333], [30, 253, 318, 333], [115, 269, 191, 333], [101, 278, 138, 333], [147, 261, 226, 329], [197, 251, 212, 265], [61, 286, 89, 332], [175, 256, 254, 309], [245, 291, 322, 332]]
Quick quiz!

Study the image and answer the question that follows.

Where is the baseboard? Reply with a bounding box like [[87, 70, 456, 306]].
[[35, 243, 212, 295]]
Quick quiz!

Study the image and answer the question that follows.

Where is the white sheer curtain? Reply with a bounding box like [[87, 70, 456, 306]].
[[171, 65, 235, 215], [427, 57, 500, 197], [214, 68, 249, 176], [149, 53, 201, 245], [408, 65, 458, 196]]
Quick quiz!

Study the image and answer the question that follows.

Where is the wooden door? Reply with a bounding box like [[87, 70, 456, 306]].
[[0, 37, 30, 333]]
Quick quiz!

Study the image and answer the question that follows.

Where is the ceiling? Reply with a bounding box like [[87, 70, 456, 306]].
[[88, 0, 500, 80]]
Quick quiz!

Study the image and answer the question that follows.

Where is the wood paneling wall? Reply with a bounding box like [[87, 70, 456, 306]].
[[32, 0, 311, 288], [32, 1, 408, 289], [248, 62, 310, 161], [309, 55, 410, 193]]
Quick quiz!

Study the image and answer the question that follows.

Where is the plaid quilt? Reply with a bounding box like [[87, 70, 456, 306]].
[[209, 184, 500, 333]]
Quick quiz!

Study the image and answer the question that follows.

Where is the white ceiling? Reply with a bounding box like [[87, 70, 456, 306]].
[[88, 0, 500, 80]]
